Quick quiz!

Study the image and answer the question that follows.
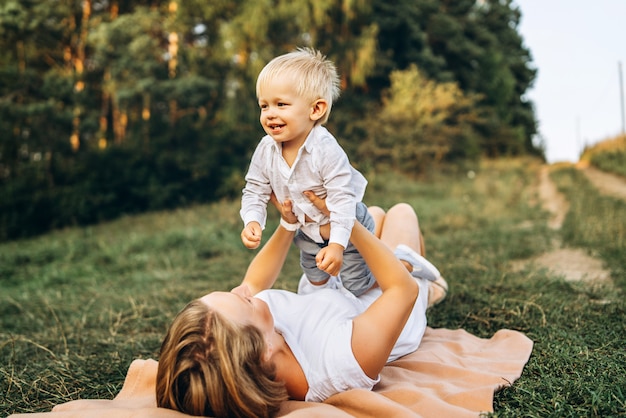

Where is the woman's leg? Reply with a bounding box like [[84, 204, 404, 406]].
[[378, 203, 424, 256], [367, 206, 386, 238], [378, 203, 447, 308]]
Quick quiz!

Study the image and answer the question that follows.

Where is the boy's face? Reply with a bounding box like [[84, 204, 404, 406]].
[[257, 77, 320, 148]]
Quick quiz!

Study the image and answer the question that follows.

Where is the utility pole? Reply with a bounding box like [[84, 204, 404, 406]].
[[576, 115, 581, 156], [617, 61, 626, 136]]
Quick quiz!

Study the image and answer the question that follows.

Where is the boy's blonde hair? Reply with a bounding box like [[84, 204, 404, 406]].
[[156, 299, 288, 418], [256, 47, 340, 125]]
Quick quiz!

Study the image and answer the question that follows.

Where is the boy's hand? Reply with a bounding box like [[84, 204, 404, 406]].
[[316, 243, 344, 276], [241, 221, 262, 249]]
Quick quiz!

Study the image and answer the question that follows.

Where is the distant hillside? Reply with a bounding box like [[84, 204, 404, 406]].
[[580, 134, 626, 178]]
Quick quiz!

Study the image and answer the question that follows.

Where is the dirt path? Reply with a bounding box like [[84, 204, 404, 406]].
[[538, 166, 569, 230], [513, 165, 617, 288], [579, 165, 626, 200]]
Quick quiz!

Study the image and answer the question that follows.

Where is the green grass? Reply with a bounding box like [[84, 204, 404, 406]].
[[581, 134, 626, 178], [553, 167, 626, 289], [592, 151, 626, 178], [1, 158, 625, 417]]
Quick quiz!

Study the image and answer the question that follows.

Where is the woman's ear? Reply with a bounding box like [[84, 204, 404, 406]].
[[263, 340, 274, 363], [310, 99, 328, 122]]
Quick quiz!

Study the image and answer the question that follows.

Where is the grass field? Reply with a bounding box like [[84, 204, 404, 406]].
[[1, 157, 625, 417], [581, 134, 626, 178]]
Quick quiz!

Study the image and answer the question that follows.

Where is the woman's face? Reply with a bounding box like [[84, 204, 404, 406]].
[[199, 286, 274, 338]]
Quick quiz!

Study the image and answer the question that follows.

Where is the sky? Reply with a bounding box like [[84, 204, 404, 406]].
[[514, 0, 626, 163]]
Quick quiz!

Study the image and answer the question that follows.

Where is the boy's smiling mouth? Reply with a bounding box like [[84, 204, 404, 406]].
[[268, 124, 285, 133]]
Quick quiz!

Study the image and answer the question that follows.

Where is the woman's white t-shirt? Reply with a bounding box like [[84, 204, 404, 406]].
[[255, 275, 429, 402]]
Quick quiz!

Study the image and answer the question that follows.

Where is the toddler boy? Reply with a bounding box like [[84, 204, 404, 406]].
[[240, 47, 375, 296]]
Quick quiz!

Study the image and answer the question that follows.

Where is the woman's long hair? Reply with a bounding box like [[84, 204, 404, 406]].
[[156, 300, 288, 417]]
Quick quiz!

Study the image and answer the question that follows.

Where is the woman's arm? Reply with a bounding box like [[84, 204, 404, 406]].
[[239, 225, 295, 295], [239, 196, 297, 295], [305, 192, 419, 379], [349, 222, 419, 378]]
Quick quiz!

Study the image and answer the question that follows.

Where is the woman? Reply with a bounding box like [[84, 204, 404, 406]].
[[156, 193, 447, 417]]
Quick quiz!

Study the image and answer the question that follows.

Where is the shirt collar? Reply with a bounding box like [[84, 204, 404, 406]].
[[303, 125, 325, 153]]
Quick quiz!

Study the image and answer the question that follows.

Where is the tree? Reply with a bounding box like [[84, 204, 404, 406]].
[[358, 65, 482, 174], [367, 0, 539, 157], [0, 0, 542, 241]]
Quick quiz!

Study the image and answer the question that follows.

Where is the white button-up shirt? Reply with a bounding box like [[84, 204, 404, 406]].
[[240, 125, 367, 247]]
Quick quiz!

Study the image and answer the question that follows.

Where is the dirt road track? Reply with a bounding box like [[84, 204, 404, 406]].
[[513, 165, 618, 287], [580, 166, 626, 201], [538, 166, 568, 230]]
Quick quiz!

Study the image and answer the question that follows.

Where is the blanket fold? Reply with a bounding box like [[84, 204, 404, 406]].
[[8, 327, 533, 418]]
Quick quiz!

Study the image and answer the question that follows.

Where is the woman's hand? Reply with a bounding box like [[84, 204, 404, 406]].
[[271, 191, 332, 240], [269, 193, 298, 224], [302, 191, 331, 240], [303, 191, 330, 216]]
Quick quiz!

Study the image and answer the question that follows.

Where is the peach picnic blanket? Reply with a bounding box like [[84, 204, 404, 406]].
[[10, 327, 533, 418]]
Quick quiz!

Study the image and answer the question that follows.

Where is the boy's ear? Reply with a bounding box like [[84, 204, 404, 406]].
[[310, 99, 328, 122]]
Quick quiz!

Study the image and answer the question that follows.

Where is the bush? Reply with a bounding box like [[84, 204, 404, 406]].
[[0, 135, 251, 242], [354, 65, 482, 175]]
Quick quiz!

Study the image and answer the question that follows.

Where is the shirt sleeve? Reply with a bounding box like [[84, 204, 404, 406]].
[[317, 139, 359, 248], [240, 140, 272, 229]]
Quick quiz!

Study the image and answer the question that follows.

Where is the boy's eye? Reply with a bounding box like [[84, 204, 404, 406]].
[[259, 104, 267, 109], [277, 102, 287, 107]]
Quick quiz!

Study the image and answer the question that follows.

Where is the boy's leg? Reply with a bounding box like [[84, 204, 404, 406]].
[[340, 203, 377, 296], [293, 230, 330, 287]]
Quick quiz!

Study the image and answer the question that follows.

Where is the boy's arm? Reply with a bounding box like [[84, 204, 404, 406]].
[[240, 140, 273, 229]]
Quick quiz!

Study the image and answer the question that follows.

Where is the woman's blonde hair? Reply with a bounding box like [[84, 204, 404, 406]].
[[256, 47, 340, 125], [156, 299, 288, 418]]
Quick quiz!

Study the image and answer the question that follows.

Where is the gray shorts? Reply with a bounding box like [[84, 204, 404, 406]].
[[293, 202, 375, 297]]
